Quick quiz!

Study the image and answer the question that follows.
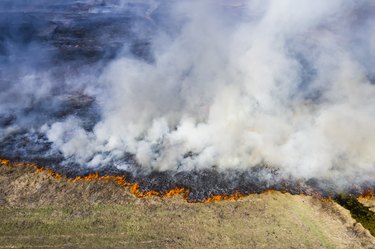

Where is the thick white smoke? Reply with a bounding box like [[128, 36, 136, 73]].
[[43, 0, 375, 184]]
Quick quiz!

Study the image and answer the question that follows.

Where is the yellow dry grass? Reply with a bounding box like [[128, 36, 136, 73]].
[[0, 165, 374, 249]]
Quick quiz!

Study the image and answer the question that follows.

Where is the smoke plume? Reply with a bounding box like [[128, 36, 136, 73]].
[[1, 0, 374, 193]]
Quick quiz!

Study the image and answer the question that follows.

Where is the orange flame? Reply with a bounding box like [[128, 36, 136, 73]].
[[1, 158, 362, 203], [190, 192, 246, 203], [0, 158, 196, 201], [358, 189, 375, 200], [0, 159, 10, 166]]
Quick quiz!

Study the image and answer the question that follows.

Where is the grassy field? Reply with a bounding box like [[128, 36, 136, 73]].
[[0, 165, 374, 249]]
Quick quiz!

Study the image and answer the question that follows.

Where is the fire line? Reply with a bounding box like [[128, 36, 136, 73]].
[[0, 158, 373, 203], [0, 158, 247, 203]]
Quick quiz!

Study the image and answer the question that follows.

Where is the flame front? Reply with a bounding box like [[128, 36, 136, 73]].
[[358, 189, 375, 200], [0, 158, 198, 201], [1, 158, 371, 203]]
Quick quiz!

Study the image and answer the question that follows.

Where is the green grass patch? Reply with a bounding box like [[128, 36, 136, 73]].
[[334, 194, 375, 236]]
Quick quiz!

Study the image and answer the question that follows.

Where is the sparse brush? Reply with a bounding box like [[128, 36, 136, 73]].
[[334, 194, 375, 237]]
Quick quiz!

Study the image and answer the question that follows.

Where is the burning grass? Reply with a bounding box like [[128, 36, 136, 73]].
[[1, 158, 374, 204], [0, 158, 271, 203]]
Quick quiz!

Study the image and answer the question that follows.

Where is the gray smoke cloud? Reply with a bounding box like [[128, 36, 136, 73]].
[[1, 0, 375, 187]]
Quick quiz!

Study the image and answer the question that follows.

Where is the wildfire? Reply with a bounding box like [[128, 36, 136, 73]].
[[0, 158, 243, 202], [358, 189, 375, 200], [190, 192, 246, 203], [66, 171, 191, 199], [0, 159, 9, 166], [1, 158, 371, 203], [0, 158, 197, 201]]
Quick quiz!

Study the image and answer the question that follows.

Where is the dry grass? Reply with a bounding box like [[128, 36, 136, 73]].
[[0, 165, 374, 249], [359, 198, 375, 213]]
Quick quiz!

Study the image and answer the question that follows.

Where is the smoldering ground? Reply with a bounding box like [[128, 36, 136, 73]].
[[0, 0, 374, 199]]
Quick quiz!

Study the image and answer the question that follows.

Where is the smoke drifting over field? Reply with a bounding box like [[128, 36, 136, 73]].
[[0, 0, 374, 195]]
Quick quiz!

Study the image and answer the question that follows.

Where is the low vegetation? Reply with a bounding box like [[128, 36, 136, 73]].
[[334, 194, 375, 237]]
